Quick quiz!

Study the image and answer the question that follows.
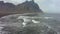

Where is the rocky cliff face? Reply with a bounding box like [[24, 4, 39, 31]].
[[0, 1, 43, 17], [0, 1, 16, 17], [0, 1, 16, 12], [16, 1, 43, 13]]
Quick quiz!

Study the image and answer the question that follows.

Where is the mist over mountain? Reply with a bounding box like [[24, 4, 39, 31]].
[[0, 0, 43, 17]]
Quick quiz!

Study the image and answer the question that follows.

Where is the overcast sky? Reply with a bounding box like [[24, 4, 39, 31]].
[[0, 0, 60, 13]]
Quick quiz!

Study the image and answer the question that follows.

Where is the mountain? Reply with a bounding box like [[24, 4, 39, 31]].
[[16, 0, 43, 13], [0, 1, 16, 12], [0, 1, 16, 17], [0, 1, 43, 17]]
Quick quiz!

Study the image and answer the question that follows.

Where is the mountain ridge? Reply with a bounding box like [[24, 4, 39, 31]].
[[0, 1, 43, 17]]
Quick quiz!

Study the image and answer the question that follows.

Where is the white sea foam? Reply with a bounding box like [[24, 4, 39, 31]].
[[22, 22, 27, 27], [32, 20, 40, 23], [0, 27, 4, 30], [44, 17, 53, 19]]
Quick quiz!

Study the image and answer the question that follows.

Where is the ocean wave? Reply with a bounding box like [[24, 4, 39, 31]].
[[0, 14, 58, 34]]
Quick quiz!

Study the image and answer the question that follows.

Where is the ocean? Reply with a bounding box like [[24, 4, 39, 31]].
[[43, 13, 60, 33], [0, 13, 60, 34]]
